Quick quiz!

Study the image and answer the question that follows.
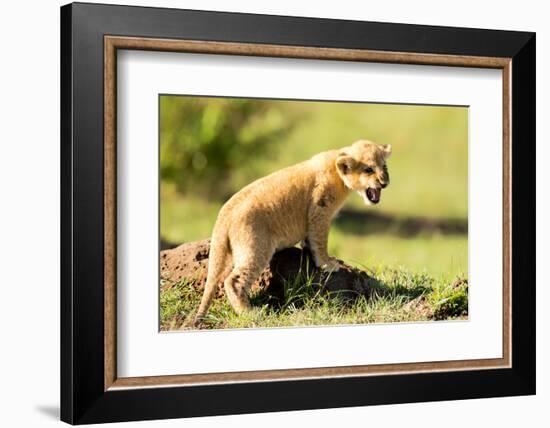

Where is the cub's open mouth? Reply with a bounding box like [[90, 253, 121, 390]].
[[366, 188, 381, 204]]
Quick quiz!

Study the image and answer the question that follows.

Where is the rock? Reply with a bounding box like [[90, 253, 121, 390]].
[[160, 239, 376, 303]]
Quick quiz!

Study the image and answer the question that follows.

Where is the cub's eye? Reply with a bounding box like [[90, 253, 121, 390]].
[[363, 166, 374, 174]]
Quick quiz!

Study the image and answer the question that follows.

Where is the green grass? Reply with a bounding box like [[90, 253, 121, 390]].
[[160, 265, 468, 331], [328, 229, 467, 279]]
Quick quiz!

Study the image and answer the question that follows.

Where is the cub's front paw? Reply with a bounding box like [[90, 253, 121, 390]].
[[319, 258, 341, 273]]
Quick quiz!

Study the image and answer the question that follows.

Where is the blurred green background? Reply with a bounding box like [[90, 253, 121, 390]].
[[160, 95, 468, 280]]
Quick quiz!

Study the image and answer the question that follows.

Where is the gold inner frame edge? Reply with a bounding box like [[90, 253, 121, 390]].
[[104, 35, 512, 391]]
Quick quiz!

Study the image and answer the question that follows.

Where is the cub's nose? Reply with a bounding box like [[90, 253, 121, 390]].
[[380, 181, 388, 189]]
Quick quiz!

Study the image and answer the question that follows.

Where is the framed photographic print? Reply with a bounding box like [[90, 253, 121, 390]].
[[60, 2, 535, 424]]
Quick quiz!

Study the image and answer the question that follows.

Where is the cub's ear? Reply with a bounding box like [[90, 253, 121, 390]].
[[336, 155, 356, 175], [381, 144, 392, 159]]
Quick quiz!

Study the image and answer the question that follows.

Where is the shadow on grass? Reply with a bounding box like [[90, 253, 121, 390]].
[[160, 209, 467, 251], [333, 208, 467, 237], [377, 281, 432, 300], [250, 263, 433, 311]]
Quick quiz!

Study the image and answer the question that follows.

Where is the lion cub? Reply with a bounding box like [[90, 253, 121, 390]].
[[194, 140, 391, 323]]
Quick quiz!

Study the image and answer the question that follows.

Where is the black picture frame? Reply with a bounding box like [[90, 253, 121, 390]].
[[61, 2, 535, 424]]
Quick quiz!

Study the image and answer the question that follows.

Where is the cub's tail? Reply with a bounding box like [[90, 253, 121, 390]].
[[193, 230, 231, 326]]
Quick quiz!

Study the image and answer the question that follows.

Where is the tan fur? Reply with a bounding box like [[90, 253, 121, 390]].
[[194, 140, 392, 323]]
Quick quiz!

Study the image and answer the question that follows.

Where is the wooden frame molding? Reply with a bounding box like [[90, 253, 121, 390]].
[[104, 35, 512, 391]]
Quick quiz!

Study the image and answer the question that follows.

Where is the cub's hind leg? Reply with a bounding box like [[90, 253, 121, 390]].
[[224, 244, 274, 314]]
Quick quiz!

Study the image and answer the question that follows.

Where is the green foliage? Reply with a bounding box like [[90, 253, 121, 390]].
[[160, 96, 294, 198], [429, 279, 468, 320]]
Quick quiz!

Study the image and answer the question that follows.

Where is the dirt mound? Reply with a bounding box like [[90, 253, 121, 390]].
[[160, 239, 375, 302]]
